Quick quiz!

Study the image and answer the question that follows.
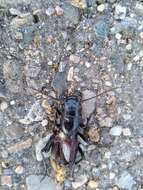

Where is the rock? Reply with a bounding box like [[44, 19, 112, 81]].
[[99, 117, 113, 127], [41, 119, 48, 127], [67, 67, 74, 81], [88, 128, 100, 143], [94, 20, 109, 39], [0, 101, 8, 111], [55, 6, 64, 16], [70, 0, 87, 9], [123, 114, 131, 120], [115, 33, 122, 40], [135, 3, 143, 15], [72, 175, 88, 189], [87, 180, 98, 189], [82, 90, 96, 118], [7, 138, 32, 153], [109, 126, 122, 136], [69, 54, 80, 63], [26, 175, 61, 190], [10, 14, 33, 29], [35, 134, 53, 161], [139, 32, 143, 39], [9, 8, 21, 16], [97, 4, 105, 12], [126, 44, 132, 51], [45, 7, 55, 16], [1, 175, 12, 187], [19, 101, 43, 125], [85, 62, 91, 68], [112, 187, 119, 190], [122, 128, 131, 136], [15, 165, 24, 174], [116, 171, 136, 190], [63, 4, 80, 25], [3, 125, 24, 140], [15, 31, 23, 40], [114, 5, 127, 20]]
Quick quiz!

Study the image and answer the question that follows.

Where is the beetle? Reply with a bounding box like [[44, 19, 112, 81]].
[[41, 91, 87, 173]]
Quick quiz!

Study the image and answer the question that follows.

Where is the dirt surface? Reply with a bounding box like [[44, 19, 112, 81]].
[[0, 0, 143, 190]]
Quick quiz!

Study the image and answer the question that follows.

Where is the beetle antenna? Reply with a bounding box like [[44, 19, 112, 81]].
[[82, 86, 120, 102]]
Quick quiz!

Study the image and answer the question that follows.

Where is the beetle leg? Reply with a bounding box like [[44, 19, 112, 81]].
[[69, 140, 78, 169], [75, 145, 85, 164], [77, 132, 88, 146], [41, 135, 54, 153]]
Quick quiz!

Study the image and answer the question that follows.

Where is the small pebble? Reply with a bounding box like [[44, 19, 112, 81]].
[[115, 33, 122, 40], [69, 54, 80, 63], [41, 119, 48, 127], [10, 100, 15, 105], [139, 32, 143, 39], [110, 126, 122, 136], [1, 176, 12, 187], [126, 44, 132, 50], [112, 187, 119, 190], [110, 172, 115, 179], [55, 6, 64, 16], [15, 32, 23, 40], [15, 165, 24, 174], [45, 7, 55, 16], [105, 81, 112, 86], [85, 62, 91, 68], [88, 128, 100, 143], [67, 67, 74, 81], [0, 101, 8, 111], [99, 117, 113, 127], [9, 8, 21, 16], [97, 4, 105, 12], [123, 114, 131, 120], [115, 4, 127, 20], [87, 180, 98, 189], [72, 175, 88, 189], [123, 128, 131, 136], [133, 55, 140, 62]]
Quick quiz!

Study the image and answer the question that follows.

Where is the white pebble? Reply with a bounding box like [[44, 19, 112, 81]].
[[115, 33, 122, 40], [67, 67, 74, 81], [126, 44, 132, 50], [41, 119, 48, 127], [110, 126, 122, 136], [123, 114, 131, 120], [10, 100, 15, 105], [133, 55, 140, 62], [139, 32, 143, 39], [0, 101, 8, 111], [115, 5, 127, 20], [69, 54, 80, 63], [97, 4, 105, 12], [110, 172, 115, 179], [123, 128, 131, 136], [105, 81, 112, 86], [85, 62, 91, 68]]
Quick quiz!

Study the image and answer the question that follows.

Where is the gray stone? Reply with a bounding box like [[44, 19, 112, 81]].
[[19, 101, 44, 125], [109, 126, 122, 136], [3, 125, 24, 140], [116, 171, 136, 190], [63, 4, 80, 25], [72, 175, 88, 189], [9, 8, 21, 16], [26, 175, 62, 190], [114, 4, 127, 20], [94, 20, 109, 39]]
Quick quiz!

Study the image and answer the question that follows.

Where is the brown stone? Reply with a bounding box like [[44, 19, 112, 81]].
[[1, 176, 12, 187], [88, 128, 100, 143], [7, 138, 32, 153]]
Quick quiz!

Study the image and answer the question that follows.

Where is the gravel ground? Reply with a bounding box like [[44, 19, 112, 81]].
[[0, 0, 143, 190]]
